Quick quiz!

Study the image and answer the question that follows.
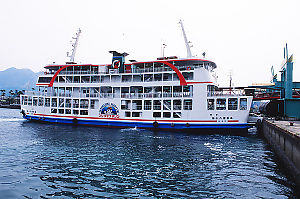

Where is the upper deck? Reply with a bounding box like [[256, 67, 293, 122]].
[[37, 57, 217, 87]]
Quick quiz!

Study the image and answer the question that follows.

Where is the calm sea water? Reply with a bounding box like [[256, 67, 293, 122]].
[[0, 109, 299, 198]]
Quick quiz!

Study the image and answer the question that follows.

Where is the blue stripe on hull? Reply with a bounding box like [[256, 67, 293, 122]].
[[24, 115, 250, 130]]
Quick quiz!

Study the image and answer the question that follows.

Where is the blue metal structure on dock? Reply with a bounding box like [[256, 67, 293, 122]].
[[248, 44, 300, 119]]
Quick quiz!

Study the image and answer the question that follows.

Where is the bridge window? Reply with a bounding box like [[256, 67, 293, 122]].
[[51, 108, 57, 113], [228, 98, 238, 110], [216, 99, 226, 110], [207, 99, 214, 110], [240, 98, 247, 110]]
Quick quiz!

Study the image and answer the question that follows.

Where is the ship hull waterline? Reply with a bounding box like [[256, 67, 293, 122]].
[[23, 114, 250, 132]]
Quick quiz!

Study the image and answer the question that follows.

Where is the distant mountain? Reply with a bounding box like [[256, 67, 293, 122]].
[[0, 67, 39, 91]]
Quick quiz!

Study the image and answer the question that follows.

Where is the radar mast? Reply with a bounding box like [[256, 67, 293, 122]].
[[67, 28, 81, 63], [178, 20, 193, 58]]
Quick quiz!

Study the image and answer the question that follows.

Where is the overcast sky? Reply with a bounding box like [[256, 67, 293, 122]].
[[0, 0, 299, 86]]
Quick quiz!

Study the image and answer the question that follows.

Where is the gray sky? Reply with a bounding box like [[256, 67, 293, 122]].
[[0, 0, 299, 86]]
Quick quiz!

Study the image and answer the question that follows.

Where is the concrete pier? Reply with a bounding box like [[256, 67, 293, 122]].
[[262, 119, 300, 185]]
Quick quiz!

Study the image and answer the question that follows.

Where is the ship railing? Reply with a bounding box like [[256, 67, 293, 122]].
[[163, 93, 172, 98], [173, 92, 182, 97], [183, 92, 192, 97], [143, 93, 152, 98], [154, 67, 163, 72], [99, 93, 114, 98], [59, 71, 100, 75], [87, 93, 99, 98], [144, 68, 153, 73], [23, 91, 193, 99], [121, 93, 144, 99]]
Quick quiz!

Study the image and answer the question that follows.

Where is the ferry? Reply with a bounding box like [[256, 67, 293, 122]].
[[20, 22, 253, 130]]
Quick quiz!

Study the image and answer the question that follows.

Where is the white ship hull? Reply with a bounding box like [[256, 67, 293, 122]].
[[21, 58, 252, 130]]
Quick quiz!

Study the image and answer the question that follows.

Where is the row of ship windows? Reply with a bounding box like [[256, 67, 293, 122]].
[[38, 72, 194, 83], [31, 85, 193, 99], [46, 63, 203, 75], [22, 97, 97, 109], [124, 112, 182, 118], [50, 109, 88, 115], [207, 98, 248, 110], [21, 97, 192, 111], [121, 99, 192, 111]]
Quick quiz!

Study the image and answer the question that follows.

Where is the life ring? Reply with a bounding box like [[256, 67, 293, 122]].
[[44, 72, 47, 75], [113, 60, 121, 69], [153, 121, 159, 128], [187, 66, 191, 71]]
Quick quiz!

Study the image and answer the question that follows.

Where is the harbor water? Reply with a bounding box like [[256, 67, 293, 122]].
[[0, 109, 299, 198]]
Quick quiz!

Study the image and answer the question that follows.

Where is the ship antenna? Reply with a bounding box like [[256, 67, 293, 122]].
[[178, 20, 193, 58], [67, 28, 82, 62]]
